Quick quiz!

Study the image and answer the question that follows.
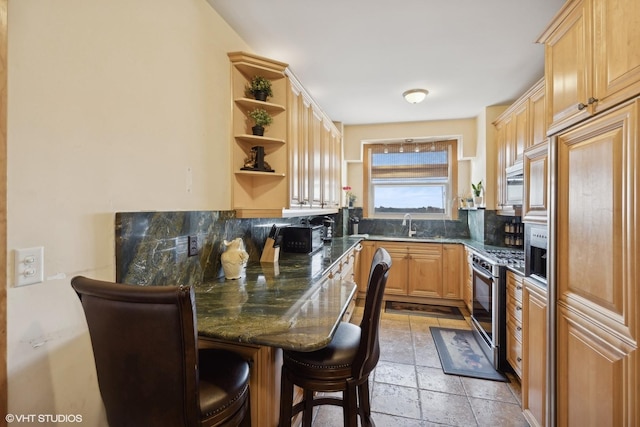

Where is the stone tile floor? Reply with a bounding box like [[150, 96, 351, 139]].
[[311, 306, 527, 427]]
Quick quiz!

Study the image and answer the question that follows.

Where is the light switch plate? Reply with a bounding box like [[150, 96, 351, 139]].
[[15, 246, 44, 286]]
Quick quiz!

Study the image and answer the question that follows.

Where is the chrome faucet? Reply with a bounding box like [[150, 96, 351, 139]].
[[402, 213, 416, 237]]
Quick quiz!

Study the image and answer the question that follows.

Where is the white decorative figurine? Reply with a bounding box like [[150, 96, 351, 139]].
[[221, 238, 249, 280]]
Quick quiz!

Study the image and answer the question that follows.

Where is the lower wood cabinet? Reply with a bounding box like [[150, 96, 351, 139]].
[[463, 247, 473, 312], [523, 278, 548, 427], [356, 240, 377, 296], [506, 270, 524, 378], [442, 244, 463, 299], [328, 245, 357, 322], [355, 240, 463, 302]]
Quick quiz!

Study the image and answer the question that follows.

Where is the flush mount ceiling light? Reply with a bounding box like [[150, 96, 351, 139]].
[[403, 88, 429, 104]]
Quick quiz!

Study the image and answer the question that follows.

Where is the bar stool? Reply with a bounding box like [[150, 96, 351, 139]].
[[71, 276, 251, 427], [278, 247, 392, 427]]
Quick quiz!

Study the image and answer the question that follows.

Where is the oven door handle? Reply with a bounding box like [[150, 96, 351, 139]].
[[472, 264, 494, 281]]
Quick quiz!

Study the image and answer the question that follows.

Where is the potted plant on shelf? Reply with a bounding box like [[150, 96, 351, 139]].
[[472, 180, 484, 207], [248, 108, 273, 136], [245, 75, 273, 102]]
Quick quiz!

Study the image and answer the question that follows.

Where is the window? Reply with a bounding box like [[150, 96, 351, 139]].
[[364, 140, 458, 219]]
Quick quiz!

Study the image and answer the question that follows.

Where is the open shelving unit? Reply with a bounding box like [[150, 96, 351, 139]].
[[229, 52, 289, 218]]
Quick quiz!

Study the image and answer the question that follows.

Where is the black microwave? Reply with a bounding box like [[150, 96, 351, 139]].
[[280, 225, 324, 254]]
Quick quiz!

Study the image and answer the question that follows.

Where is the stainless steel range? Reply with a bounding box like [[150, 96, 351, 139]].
[[469, 248, 524, 371]]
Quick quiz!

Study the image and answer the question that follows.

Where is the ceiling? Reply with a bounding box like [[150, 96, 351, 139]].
[[207, 0, 565, 125]]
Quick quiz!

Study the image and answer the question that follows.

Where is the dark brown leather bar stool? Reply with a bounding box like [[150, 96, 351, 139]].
[[71, 276, 251, 427], [278, 247, 392, 427]]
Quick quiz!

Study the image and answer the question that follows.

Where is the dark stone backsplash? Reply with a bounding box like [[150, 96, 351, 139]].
[[467, 209, 521, 247], [115, 211, 342, 287], [115, 208, 517, 287]]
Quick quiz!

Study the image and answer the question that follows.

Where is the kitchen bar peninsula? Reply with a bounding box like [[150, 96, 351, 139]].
[[195, 237, 361, 426]]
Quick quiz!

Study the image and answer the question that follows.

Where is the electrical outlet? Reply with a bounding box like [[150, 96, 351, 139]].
[[188, 235, 198, 257], [15, 246, 44, 286]]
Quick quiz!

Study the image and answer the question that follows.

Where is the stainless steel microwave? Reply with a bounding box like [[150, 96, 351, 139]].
[[505, 163, 524, 206]]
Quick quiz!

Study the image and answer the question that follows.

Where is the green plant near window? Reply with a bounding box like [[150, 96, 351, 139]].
[[248, 108, 273, 127], [472, 181, 483, 197], [245, 75, 273, 100]]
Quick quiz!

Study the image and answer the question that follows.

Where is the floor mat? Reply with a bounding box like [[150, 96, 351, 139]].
[[430, 327, 508, 382], [384, 301, 465, 320]]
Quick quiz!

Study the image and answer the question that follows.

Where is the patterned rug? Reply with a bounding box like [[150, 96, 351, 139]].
[[384, 301, 465, 320], [430, 327, 508, 382]]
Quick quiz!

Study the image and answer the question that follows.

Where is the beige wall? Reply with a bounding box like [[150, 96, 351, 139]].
[[342, 119, 477, 208], [7, 0, 249, 423]]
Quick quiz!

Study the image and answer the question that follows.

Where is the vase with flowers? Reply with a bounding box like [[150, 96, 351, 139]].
[[342, 186, 356, 207]]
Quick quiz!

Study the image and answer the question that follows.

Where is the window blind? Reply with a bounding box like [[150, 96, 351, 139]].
[[369, 140, 452, 180]]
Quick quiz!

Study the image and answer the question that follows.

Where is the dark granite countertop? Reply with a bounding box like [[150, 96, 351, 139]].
[[194, 237, 362, 351]]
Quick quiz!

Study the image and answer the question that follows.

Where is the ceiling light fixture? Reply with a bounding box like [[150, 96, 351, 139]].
[[399, 144, 404, 153], [403, 89, 429, 104], [414, 145, 420, 153]]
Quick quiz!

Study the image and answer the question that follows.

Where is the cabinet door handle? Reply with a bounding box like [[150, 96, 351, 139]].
[[577, 102, 587, 110], [588, 97, 599, 105], [516, 285, 522, 290], [517, 357, 522, 362], [516, 326, 522, 331], [516, 306, 522, 311]]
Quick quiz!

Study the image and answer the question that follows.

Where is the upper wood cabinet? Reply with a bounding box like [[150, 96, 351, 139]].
[[538, 0, 640, 135], [229, 52, 341, 218], [522, 141, 549, 224], [287, 73, 341, 212], [530, 82, 547, 148], [494, 78, 545, 214]]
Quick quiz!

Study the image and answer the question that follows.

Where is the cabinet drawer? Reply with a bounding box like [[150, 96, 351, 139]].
[[507, 329, 523, 377], [507, 298, 523, 324], [507, 272, 524, 303], [507, 315, 523, 343]]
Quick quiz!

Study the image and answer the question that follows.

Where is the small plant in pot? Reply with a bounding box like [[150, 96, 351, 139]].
[[248, 108, 273, 136], [472, 180, 484, 206], [245, 76, 273, 102]]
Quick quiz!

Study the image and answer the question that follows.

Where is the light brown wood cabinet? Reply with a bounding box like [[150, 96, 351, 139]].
[[356, 240, 376, 297], [463, 247, 473, 312], [539, 0, 640, 135], [522, 278, 548, 427], [506, 270, 524, 378], [555, 98, 639, 426], [356, 241, 463, 302], [406, 244, 444, 298], [287, 74, 341, 211], [328, 245, 357, 322], [522, 141, 549, 224], [442, 244, 464, 300], [494, 78, 545, 215], [229, 52, 341, 218]]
